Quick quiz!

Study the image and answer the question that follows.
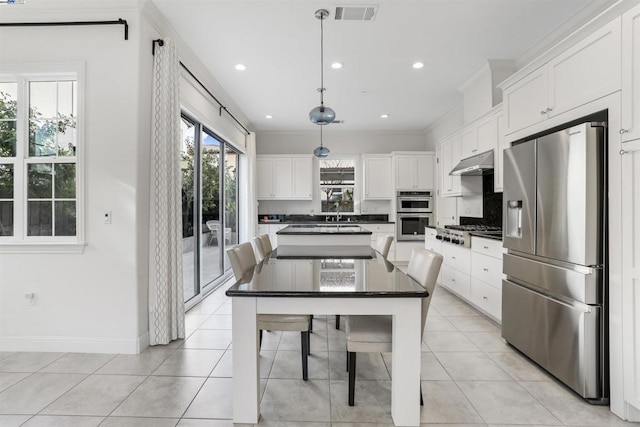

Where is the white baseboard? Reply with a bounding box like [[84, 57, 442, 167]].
[[0, 332, 150, 354]]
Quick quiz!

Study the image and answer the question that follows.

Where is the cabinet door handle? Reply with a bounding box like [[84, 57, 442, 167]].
[[472, 149, 478, 153], [483, 246, 489, 249], [451, 279, 456, 282], [546, 107, 553, 113], [483, 296, 488, 300], [620, 149, 629, 155], [540, 110, 547, 116], [483, 268, 489, 272], [619, 129, 629, 134], [447, 188, 452, 192], [452, 256, 456, 260]]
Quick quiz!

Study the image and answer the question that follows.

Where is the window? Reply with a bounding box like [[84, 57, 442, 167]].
[[319, 158, 355, 214], [0, 73, 81, 249], [180, 112, 240, 304]]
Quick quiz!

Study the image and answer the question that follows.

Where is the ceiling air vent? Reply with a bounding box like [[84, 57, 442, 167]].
[[334, 6, 377, 21]]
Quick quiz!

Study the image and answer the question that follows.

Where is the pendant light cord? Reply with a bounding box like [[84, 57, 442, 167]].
[[319, 11, 325, 105]]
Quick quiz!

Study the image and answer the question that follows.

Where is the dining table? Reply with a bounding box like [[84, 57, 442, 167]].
[[225, 246, 428, 426]]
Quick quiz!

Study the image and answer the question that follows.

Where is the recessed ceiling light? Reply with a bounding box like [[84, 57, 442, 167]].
[[265, 115, 273, 119], [412, 62, 424, 69], [380, 114, 390, 119], [331, 62, 343, 69], [235, 64, 246, 71]]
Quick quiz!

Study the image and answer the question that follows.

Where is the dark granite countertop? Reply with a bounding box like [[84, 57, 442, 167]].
[[259, 220, 394, 225], [276, 225, 373, 235]]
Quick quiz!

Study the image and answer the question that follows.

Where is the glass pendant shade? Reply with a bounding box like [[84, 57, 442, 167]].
[[309, 104, 335, 125], [314, 145, 330, 158]]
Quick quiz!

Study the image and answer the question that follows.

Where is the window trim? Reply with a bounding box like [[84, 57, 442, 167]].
[[0, 63, 85, 253], [318, 155, 358, 215]]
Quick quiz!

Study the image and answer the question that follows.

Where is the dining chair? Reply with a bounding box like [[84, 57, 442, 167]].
[[335, 234, 395, 330], [226, 242, 312, 380], [344, 247, 443, 406], [253, 233, 273, 261]]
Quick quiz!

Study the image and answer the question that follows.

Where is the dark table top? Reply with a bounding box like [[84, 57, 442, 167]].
[[273, 245, 377, 259], [226, 253, 428, 298]]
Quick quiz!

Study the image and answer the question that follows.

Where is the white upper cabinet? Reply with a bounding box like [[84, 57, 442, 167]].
[[460, 127, 478, 159], [476, 114, 498, 155], [460, 114, 497, 160], [363, 155, 393, 199], [257, 155, 312, 200], [440, 135, 462, 197], [548, 17, 621, 117], [494, 112, 506, 192], [292, 157, 313, 199], [394, 154, 435, 190], [503, 67, 549, 132], [503, 17, 622, 134], [622, 4, 640, 142]]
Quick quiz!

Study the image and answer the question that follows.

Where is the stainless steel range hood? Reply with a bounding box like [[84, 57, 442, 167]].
[[450, 150, 494, 176]]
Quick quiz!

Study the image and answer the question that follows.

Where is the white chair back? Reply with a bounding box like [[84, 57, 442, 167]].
[[253, 234, 273, 260], [374, 235, 394, 258], [407, 248, 443, 339], [226, 242, 257, 280]]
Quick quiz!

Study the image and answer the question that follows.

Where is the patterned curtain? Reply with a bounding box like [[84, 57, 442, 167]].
[[148, 39, 185, 346]]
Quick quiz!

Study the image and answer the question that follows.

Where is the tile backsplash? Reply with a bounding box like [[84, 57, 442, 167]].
[[460, 173, 503, 227]]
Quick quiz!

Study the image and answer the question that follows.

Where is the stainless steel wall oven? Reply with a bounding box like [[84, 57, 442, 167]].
[[396, 191, 433, 241]]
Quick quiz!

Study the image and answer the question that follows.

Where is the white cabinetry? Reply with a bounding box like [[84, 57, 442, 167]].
[[440, 136, 462, 197], [424, 228, 443, 284], [440, 244, 471, 299], [435, 146, 457, 226], [292, 157, 313, 199], [621, 137, 640, 411], [494, 112, 506, 192], [622, 4, 640, 142], [363, 155, 393, 199], [257, 155, 313, 200], [503, 18, 622, 134], [470, 237, 504, 322], [460, 115, 497, 160], [394, 153, 435, 190]]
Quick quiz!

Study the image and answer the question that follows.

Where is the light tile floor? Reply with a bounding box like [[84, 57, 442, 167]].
[[0, 282, 637, 427]]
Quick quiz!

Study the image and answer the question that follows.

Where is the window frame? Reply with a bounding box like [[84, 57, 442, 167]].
[[318, 155, 358, 215], [0, 65, 85, 253]]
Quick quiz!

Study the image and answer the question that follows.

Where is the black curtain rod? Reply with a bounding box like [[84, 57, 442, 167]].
[[0, 19, 128, 40], [152, 39, 251, 136]]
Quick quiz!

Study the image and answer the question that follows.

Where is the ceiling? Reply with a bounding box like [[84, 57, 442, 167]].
[[151, 0, 614, 133]]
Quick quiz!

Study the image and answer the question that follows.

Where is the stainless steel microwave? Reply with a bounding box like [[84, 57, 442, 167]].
[[396, 191, 433, 213]]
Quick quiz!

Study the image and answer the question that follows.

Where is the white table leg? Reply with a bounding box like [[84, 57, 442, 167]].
[[391, 299, 422, 426], [231, 297, 259, 424]]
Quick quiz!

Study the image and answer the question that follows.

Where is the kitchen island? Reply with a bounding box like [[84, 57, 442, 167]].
[[276, 224, 372, 246]]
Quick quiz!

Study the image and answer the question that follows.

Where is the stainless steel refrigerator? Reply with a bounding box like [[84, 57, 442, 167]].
[[502, 120, 607, 402]]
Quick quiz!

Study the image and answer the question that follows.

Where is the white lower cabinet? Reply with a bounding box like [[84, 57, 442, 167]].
[[258, 224, 287, 249], [359, 223, 395, 260], [440, 244, 471, 300], [425, 228, 443, 283], [438, 237, 504, 323]]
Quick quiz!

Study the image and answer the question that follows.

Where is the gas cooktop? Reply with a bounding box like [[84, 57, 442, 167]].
[[444, 225, 502, 232], [436, 225, 502, 247]]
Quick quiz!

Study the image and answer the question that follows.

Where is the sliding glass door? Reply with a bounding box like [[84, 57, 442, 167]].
[[180, 113, 240, 304]]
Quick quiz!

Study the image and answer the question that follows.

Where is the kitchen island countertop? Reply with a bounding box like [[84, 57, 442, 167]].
[[276, 225, 373, 235]]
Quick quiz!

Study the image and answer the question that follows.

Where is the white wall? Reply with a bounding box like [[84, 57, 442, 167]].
[[423, 106, 464, 149], [0, 4, 148, 353]]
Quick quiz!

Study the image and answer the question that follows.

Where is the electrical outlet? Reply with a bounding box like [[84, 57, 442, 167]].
[[25, 292, 36, 306], [104, 210, 112, 224]]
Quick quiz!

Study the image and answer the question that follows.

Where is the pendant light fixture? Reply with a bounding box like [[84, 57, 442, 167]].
[[313, 125, 330, 158], [309, 9, 336, 125]]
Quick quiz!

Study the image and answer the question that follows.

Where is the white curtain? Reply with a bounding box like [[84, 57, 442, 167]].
[[148, 39, 185, 346], [243, 132, 258, 241]]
